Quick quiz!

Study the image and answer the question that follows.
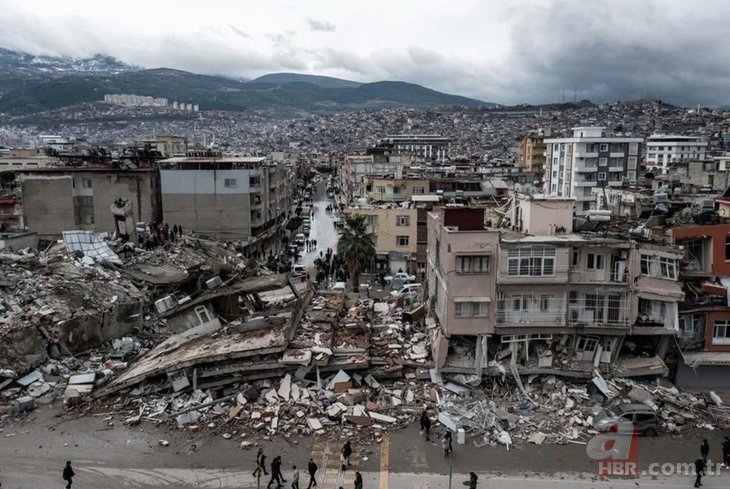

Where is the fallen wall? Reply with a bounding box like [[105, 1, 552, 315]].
[[56, 301, 144, 354]]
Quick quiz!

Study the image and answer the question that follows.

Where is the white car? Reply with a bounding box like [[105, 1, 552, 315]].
[[384, 272, 416, 283], [294, 233, 306, 246], [391, 283, 422, 297]]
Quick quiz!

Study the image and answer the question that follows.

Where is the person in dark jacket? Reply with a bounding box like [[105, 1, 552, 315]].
[[341, 441, 352, 470], [306, 458, 318, 488], [354, 471, 363, 489], [63, 461, 75, 489], [722, 436, 730, 467], [701, 439, 710, 462], [253, 449, 268, 477], [420, 410, 432, 441], [468, 472, 478, 489], [442, 431, 453, 457], [694, 457, 705, 487], [267, 456, 283, 488]]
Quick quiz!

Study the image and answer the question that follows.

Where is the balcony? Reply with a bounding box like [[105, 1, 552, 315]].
[[497, 248, 570, 284], [568, 293, 630, 329], [570, 269, 627, 284], [573, 179, 595, 187], [575, 151, 599, 158], [496, 309, 566, 327]]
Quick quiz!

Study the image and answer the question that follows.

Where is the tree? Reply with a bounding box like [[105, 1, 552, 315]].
[[337, 215, 376, 291]]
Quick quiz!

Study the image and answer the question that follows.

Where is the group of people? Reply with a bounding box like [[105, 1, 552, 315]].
[[252, 443, 363, 489], [694, 437, 730, 487], [304, 238, 318, 252], [419, 409, 453, 458], [313, 248, 348, 287], [138, 221, 183, 249]]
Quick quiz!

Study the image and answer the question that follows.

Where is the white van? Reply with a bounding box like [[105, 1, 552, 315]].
[[331, 282, 347, 293], [391, 283, 422, 297]]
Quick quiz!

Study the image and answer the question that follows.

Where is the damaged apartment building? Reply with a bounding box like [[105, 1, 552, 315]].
[[427, 194, 685, 382]]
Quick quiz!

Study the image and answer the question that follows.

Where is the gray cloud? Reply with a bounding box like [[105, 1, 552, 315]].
[[307, 18, 336, 32], [1, 0, 730, 106]]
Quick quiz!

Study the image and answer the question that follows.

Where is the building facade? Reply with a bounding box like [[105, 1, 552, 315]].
[[544, 127, 642, 213], [375, 135, 451, 163], [645, 135, 707, 174], [349, 205, 418, 274], [516, 135, 547, 184], [18, 168, 161, 240]]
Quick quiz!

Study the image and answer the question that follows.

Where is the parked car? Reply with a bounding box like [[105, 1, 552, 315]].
[[294, 233, 306, 246], [291, 264, 308, 278], [592, 404, 658, 436], [384, 272, 416, 283], [331, 282, 347, 293], [391, 283, 423, 297], [302, 226, 311, 235]]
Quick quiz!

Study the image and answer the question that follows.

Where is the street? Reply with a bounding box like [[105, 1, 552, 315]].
[[1, 408, 730, 488], [300, 180, 339, 268]]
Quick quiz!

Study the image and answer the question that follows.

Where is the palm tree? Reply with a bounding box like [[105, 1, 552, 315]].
[[337, 215, 376, 291]]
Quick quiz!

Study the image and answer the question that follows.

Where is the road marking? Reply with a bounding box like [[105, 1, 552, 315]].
[[379, 436, 389, 489]]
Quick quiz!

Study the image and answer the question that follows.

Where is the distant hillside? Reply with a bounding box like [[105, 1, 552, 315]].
[[250, 72, 362, 89], [0, 65, 494, 115]]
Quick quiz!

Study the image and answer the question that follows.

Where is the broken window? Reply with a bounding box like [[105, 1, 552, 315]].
[[195, 305, 213, 324], [659, 257, 677, 279]]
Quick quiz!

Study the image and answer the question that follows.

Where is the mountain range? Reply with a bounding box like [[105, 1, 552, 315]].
[[0, 49, 493, 115]]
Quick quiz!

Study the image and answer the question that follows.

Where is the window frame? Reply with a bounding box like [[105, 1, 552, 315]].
[[396, 235, 410, 247]]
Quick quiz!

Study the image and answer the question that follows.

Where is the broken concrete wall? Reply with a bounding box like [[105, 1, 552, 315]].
[[20, 176, 75, 240], [57, 301, 144, 354], [0, 324, 48, 373], [167, 304, 221, 334], [432, 329, 449, 369]]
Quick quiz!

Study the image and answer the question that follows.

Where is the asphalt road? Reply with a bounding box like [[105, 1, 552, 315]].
[[301, 181, 339, 268], [2, 408, 730, 489]]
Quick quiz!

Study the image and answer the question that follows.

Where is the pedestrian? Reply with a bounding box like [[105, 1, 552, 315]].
[[420, 410, 431, 441], [468, 472, 478, 489], [268, 456, 282, 488], [701, 439, 710, 462], [62, 461, 75, 489], [354, 471, 363, 489], [178, 225, 183, 237], [291, 465, 300, 489], [341, 440, 352, 470], [442, 431, 453, 457], [723, 436, 730, 468], [694, 457, 705, 487], [253, 448, 268, 477], [307, 458, 318, 488]]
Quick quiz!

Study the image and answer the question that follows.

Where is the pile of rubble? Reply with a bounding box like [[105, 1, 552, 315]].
[[437, 372, 727, 450]]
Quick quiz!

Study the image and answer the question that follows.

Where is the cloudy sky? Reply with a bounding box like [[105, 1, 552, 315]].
[[1, 0, 729, 106]]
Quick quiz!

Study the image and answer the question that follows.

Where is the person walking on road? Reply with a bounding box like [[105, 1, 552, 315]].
[[420, 410, 431, 441], [291, 465, 300, 489], [354, 471, 363, 489], [467, 472, 478, 489], [306, 458, 318, 488], [341, 440, 352, 470], [722, 436, 730, 468], [442, 431, 453, 457], [694, 457, 705, 487], [267, 456, 283, 488], [253, 449, 268, 477], [62, 461, 75, 489], [701, 439, 710, 462]]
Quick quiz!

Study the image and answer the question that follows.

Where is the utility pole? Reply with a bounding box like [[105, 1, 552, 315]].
[[448, 457, 453, 489]]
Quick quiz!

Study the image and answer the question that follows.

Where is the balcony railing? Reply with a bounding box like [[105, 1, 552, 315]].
[[496, 309, 566, 327], [570, 269, 628, 284]]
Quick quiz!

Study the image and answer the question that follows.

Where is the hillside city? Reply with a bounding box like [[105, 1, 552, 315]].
[[2, 17, 730, 489]]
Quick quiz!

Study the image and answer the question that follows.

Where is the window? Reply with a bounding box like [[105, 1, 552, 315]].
[[456, 255, 490, 273], [659, 257, 677, 279], [396, 215, 410, 226], [364, 215, 378, 227], [628, 156, 637, 169], [599, 144, 608, 152], [540, 295, 550, 312], [376, 186, 385, 194], [224, 178, 237, 188], [598, 172, 606, 181], [507, 246, 556, 277], [396, 235, 410, 247], [455, 301, 488, 318], [628, 142, 639, 155], [393, 186, 403, 195], [725, 234, 730, 261], [640, 255, 656, 276], [713, 320, 730, 345], [599, 157, 607, 166], [587, 253, 605, 270], [249, 176, 260, 186], [413, 186, 425, 195], [195, 306, 213, 324], [572, 249, 579, 267], [82, 177, 92, 188]]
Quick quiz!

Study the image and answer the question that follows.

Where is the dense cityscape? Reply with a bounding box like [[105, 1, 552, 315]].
[[2, 1, 730, 489]]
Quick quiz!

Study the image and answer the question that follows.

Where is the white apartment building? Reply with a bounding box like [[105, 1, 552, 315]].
[[645, 135, 707, 174], [544, 127, 642, 213]]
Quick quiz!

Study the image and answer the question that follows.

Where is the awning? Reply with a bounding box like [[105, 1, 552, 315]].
[[454, 296, 491, 302]]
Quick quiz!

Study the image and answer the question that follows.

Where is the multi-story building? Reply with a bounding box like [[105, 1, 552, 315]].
[[0, 148, 59, 171], [645, 134, 707, 174], [135, 135, 188, 157], [348, 205, 419, 274], [0, 193, 23, 231], [341, 154, 408, 202], [544, 127, 642, 213], [517, 135, 547, 185], [363, 176, 429, 203], [427, 207, 500, 370], [159, 154, 291, 250], [672, 223, 730, 387], [374, 134, 451, 163], [18, 167, 161, 240]]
